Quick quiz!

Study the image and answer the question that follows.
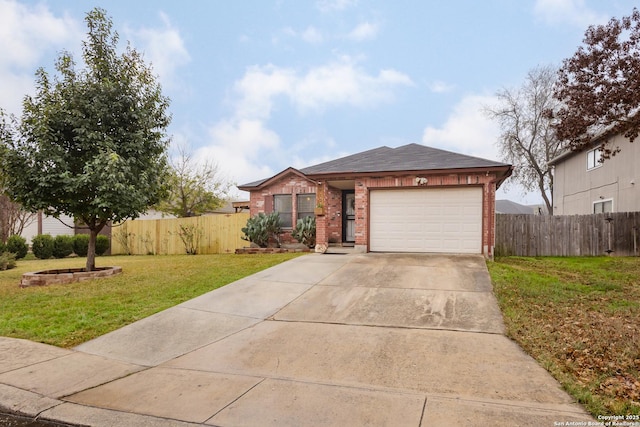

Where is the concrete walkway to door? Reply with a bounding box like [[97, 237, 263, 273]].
[[0, 253, 593, 426]]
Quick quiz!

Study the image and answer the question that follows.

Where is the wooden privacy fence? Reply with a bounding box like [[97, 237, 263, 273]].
[[495, 212, 640, 257], [111, 213, 250, 255]]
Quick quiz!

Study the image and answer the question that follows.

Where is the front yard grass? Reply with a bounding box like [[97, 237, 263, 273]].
[[0, 253, 303, 348], [488, 256, 640, 417]]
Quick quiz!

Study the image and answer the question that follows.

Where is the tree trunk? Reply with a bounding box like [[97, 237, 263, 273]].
[[86, 229, 98, 272]]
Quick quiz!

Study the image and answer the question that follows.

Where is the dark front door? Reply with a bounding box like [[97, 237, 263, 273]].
[[342, 191, 355, 243]]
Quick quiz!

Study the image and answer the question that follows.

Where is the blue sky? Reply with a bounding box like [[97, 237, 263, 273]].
[[1, 0, 636, 204]]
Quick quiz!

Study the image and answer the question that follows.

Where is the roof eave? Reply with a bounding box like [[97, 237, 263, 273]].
[[306, 165, 513, 181]]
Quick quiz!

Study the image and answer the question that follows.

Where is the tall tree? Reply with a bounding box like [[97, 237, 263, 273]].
[[486, 65, 564, 214], [1, 8, 170, 271], [155, 145, 232, 217], [554, 8, 640, 158], [0, 116, 36, 243]]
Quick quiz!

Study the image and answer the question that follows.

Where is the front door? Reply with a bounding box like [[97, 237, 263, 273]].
[[343, 191, 355, 243]]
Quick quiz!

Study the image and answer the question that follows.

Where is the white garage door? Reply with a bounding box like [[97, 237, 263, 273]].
[[370, 187, 482, 253]]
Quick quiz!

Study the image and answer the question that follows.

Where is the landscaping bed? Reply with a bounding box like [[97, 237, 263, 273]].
[[488, 256, 640, 417]]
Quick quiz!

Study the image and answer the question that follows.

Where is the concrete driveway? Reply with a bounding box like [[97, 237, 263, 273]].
[[0, 253, 592, 426]]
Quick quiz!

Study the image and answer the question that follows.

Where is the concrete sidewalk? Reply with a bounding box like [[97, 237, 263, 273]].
[[0, 253, 593, 426]]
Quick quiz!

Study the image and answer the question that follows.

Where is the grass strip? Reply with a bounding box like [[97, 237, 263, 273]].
[[488, 256, 640, 416], [0, 253, 304, 348]]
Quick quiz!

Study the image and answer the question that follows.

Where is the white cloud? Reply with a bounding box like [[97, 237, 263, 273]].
[[533, 0, 608, 27], [422, 94, 501, 161], [233, 64, 296, 119], [200, 118, 281, 186], [316, 0, 358, 13], [347, 22, 379, 41], [301, 26, 324, 44], [421, 94, 543, 204], [235, 57, 413, 115], [0, 0, 81, 114], [279, 26, 324, 44], [201, 57, 413, 192], [127, 12, 190, 89], [428, 80, 456, 94]]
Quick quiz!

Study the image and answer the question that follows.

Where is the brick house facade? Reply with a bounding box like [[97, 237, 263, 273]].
[[239, 144, 511, 258]]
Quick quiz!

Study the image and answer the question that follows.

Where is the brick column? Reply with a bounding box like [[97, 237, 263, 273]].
[[354, 181, 368, 252], [315, 182, 329, 250]]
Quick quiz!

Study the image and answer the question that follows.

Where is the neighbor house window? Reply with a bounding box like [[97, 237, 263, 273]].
[[297, 194, 316, 220], [587, 147, 602, 170], [273, 194, 292, 228], [593, 199, 613, 214]]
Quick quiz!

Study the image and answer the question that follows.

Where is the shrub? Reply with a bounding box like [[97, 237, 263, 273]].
[[292, 216, 316, 247], [0, 252, 16, 270], [241, 212, 283, 248], [53, 235, 74, 258], [32, 234, 54, 259], [6, 235, 28, 259], [174, 224, 202, 255], [73, 234, 90, 257], [95, 235, 110, 256], [0, 241, 5, 253]]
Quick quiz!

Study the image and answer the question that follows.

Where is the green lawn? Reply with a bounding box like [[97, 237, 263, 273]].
[[0, 253, 304, 348], [488, 256, 640, 417]]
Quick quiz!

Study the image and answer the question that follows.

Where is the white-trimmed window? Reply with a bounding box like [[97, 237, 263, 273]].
[[593, 199, 613, 214], [587, 147, 602, 170], [273, 194, 292, 228], [297, 194, 316, 220]]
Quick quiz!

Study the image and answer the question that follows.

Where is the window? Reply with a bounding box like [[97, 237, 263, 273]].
[[587, 147, 602, 170], [297, 194, 316, 220], [593, 199, 613, 214], [273, 194, 292, 227]]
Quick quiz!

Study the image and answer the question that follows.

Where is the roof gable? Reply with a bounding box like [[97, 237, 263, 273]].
[[237, 167, 314, 191]]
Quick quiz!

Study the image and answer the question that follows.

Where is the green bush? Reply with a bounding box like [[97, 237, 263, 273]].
[[6, 235, 28, 259], [73, 234, 90, 257], [292, 216, 316, 247], [31, 234, 54, 259], [95, 235, 110, 256], [53, 235, 74, 258], [0, 241, 5, 253], [241, 212, 283, 248], [0, 252, 17, 270]]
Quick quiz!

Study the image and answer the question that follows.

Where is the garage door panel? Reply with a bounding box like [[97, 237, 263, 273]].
[[370, 187, 482, 254]]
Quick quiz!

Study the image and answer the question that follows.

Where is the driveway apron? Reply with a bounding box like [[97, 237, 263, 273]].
[[0, 253, 593, 426]]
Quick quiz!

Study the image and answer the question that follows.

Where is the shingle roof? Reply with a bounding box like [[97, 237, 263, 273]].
[[300, 143, 508, 174], [238, 143, 511, 189]]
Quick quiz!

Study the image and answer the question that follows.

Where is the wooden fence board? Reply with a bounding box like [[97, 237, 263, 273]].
[[496, 212, 640, 257], [111, 213, 250, 255]]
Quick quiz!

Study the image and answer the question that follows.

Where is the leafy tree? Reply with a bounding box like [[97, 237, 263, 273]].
[[485, 65, 564, 215], [0, 114, 36, 243], [155, 145, 232, 217], [554, 8, 640, 158], [1, 8, 171, 271]]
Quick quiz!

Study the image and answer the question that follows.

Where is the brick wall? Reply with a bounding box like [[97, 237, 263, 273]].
[[249, 171, 500, 257], [248, 173, 317, 244], [350, 173, 499, 257]]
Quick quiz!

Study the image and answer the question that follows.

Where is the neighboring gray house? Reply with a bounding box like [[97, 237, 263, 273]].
[[549, 131, 640, 215]]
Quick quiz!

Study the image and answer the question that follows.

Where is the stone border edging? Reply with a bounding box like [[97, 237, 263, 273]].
[[20, 266, 123, 288]]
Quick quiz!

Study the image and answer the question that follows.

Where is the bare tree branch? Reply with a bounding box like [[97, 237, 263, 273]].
[[485, 65, 565, 214]]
